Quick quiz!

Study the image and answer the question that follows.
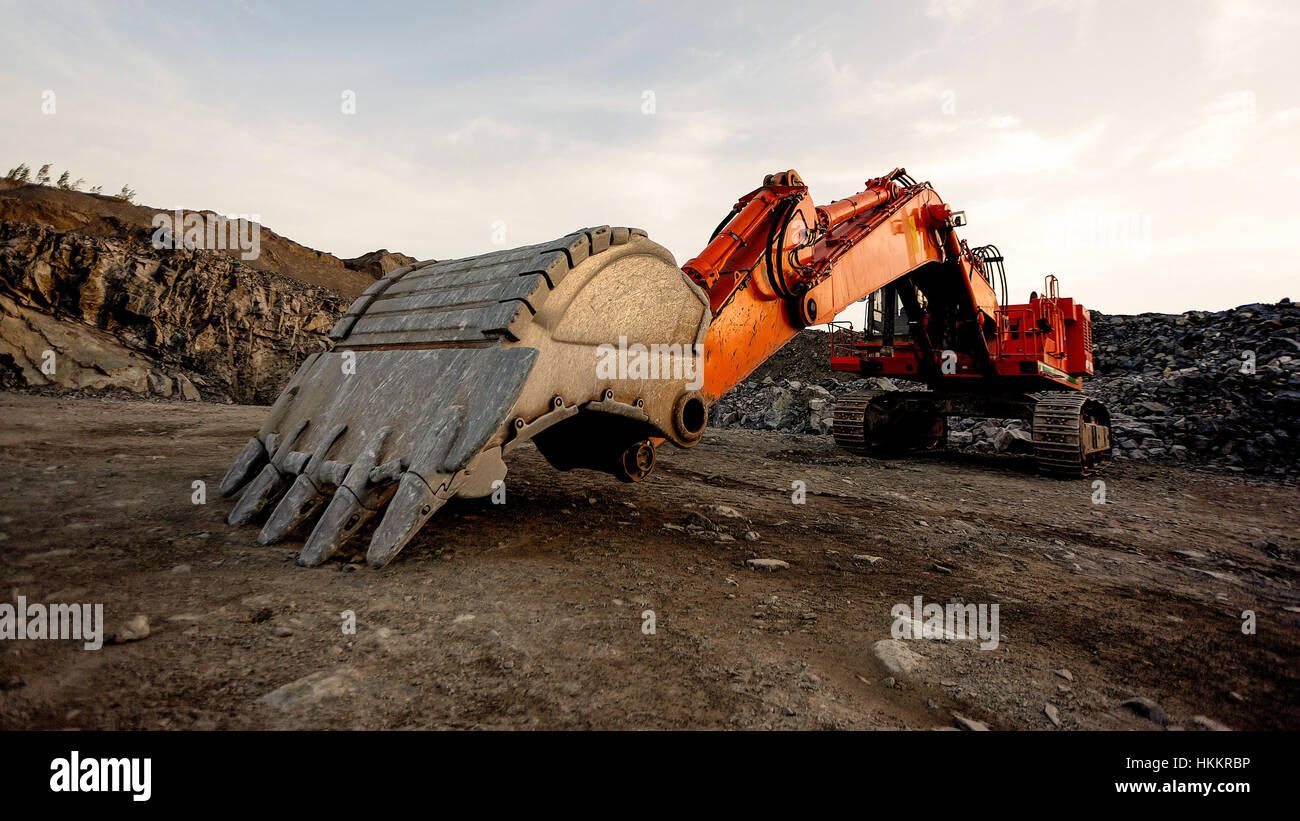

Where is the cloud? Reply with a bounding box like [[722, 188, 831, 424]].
[[2, 0, 1296, 313], [1199, 0, 1299, 76], [916, 120, 1109, 181], [926, 0, 981, 21], [1155, 93, 1300, 173]]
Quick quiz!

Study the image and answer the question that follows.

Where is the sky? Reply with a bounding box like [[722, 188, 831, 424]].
[[1, 0, 1297, 320]]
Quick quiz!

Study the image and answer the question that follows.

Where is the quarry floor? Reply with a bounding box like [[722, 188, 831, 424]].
[[0, 393, 1296, 730]]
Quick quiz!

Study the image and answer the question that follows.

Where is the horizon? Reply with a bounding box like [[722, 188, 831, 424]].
[[2, 0, 1298, 320]]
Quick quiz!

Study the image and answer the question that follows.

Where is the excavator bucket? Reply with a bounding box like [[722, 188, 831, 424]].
[[220, 226, 711, 567]]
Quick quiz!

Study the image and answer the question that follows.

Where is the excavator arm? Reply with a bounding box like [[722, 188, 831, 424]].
[[686, 168, 997, 401], [692, 168, 1097, 399], [220, 167, 1108, 568]]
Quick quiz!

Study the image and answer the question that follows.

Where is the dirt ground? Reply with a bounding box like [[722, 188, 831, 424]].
[[0, 392, 1296, 730]]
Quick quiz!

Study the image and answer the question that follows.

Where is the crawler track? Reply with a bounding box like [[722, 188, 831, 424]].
[[1031, 391, 1112, 477]]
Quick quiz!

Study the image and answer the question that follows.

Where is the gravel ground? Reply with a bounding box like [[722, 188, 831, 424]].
[[1, 393, 1295, 730]]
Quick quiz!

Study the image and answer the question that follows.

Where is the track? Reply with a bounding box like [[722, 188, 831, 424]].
[[832, 389, 1111, 476], [1031, 392, 1112, 477], [830, 390, 883, 456]]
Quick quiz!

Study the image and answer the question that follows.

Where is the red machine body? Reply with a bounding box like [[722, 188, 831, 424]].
[[829, 275, 1096, 392], [679, 166, 1110, 474], [684, 167, 1099, 404]]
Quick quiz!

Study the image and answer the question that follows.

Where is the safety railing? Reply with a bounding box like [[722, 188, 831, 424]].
[[827, 320, 861, 358]]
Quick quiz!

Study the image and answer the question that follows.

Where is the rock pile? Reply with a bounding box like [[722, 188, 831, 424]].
[[1090, 302, 1299, 476], [708, 375, 898, 435], [709, 301, 1299, 478]]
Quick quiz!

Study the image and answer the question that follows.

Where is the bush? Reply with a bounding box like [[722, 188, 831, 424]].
[[5, 162, 125, 200]]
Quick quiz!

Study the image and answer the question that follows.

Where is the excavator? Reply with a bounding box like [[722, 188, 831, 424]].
[[219, 167, 1110, 568]]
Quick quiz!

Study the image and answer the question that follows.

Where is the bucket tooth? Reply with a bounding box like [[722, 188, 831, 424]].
[[226, 463, 288, 526], [366, 472, 449, 568], [258, 474, 326, 545], [360, 407, 463, 568], [226, 419, 310, 525], [297, 426, 395, 567], [256, 423, 349, 545], [220, 438, 268, 497], [299, 486, 385, 566]]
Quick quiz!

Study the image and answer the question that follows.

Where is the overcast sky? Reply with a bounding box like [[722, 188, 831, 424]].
[[2, 0, 1297, 318]]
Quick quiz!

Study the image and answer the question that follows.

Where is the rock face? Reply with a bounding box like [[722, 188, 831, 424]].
[[0, 178, 381, 297], [0, 221, 346, 403], [709, 302, 1300, 478], [342, 249, 416, 279], [0, 180, 422, 404], [1, 294, 167, 394]]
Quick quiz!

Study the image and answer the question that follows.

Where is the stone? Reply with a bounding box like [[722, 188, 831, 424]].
[[1044, 703, 1062, 728], [110, 615, 150, 644], [872, 639, 923, 675], [762, 387, 798, 429], [258, 667, 360, 709], [993, 427, 1035, 453], [745, 558, 789, 571], [147, 371, 174, 397], [1121, 696, 1169, 725], [686, 511, 719, 531], [175, 374, 201, 401], [953, 714, 989, 731], [1189, 715, 1232, 732]]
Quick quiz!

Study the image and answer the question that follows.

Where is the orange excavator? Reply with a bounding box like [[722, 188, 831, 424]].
[[220, 168, 1110, 567]]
